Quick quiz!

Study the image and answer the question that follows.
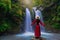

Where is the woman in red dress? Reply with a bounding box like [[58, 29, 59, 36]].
[[31, 16, 45, 39]]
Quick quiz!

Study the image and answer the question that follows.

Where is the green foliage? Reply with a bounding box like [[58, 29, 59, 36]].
[[0, 21, 11, 32], [33, 0, 43, 6], [40, 0, 60, 30], [52, 1, 60, 29], [32, 0, 60, 30], [0, 0, 24, 32], [52, 23, 60, 29]]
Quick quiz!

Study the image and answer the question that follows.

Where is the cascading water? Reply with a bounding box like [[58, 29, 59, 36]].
[[25, 8, 33, 32], [16, 8, 34, 37]]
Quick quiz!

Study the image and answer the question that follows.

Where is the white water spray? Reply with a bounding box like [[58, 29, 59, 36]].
[[25, 8, 33, 32], [16, 8, 34, 37]]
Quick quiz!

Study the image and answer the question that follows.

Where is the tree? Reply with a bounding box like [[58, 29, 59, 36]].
[[0, 0, 24, 33]]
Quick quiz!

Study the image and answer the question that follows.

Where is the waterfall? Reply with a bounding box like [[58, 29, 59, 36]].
[[16, 8, 45, 37], [25, 8, 33, 32]]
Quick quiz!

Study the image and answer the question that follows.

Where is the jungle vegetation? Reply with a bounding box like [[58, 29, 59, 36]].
[[0, 0, 60, 34]]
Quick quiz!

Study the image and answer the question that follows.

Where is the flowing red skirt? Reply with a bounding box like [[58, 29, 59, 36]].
[[34, 25, 41, 37]]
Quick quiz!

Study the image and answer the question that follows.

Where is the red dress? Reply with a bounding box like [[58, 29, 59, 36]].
[[32, 19, 45, 37]]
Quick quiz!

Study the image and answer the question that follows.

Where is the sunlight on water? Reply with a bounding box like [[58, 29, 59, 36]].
[[16, 32, 54, 38], [41, 32, 53, 36], [16, 32, 34, 37]]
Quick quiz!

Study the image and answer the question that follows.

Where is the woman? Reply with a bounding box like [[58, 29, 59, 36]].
[[31, 16, 45, 39]]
